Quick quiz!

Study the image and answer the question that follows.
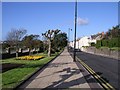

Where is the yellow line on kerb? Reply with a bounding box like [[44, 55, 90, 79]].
[[76, 57, 116, 90]]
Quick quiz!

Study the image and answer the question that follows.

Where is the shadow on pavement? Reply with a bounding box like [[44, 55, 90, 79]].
[[47, 62, 73, 68], [42, 67, 97, 89]]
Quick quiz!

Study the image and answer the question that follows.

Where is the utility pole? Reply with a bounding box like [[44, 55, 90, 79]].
[[73, 0, 77, 62]]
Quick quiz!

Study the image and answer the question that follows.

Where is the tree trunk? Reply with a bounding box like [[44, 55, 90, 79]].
[[28, 48, 31, 55], [16, 49, 19, 58], [48, 39, 51, 57], [7, 47, 10, 54], [16, 52, 18, 57], [16, 44, 19, 58], [20, 48, 23, 53]]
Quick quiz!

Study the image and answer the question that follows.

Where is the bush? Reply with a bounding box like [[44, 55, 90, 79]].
[[102, 39, 108, 47], [91, 42, 96, 46], [43, 49, 56, 54], [96, 38, 120, 48], [96, 40, 102, 48], [43, 50, 48, 54]]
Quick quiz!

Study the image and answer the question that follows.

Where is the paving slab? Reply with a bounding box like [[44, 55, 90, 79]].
[[19, 47, 103, 89]]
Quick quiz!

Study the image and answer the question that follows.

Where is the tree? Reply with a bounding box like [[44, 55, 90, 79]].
[[52, 32, 67, 51], [42, 29, 60, 57], [2, 41, 10, 50], [104, 25, 120, 39], [22, 34, 42, 55], [6, 28, 27, 57], [96, 25, 120, 48]]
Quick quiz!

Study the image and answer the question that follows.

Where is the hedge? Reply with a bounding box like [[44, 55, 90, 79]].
[[96, 38, 120, 48]]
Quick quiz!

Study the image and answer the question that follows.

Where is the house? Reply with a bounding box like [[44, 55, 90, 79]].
[[69, 36, 91, 50], [77, 36, 90, 49], [69, 32, 104, 50], [91, 32, 104, 40]]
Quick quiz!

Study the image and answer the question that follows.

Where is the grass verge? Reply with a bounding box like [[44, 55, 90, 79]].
[[1, 52, 61, 88]]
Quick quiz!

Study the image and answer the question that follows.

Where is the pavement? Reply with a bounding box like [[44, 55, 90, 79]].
[[19, 47, 103, 89]]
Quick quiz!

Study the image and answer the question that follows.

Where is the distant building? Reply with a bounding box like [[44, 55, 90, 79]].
[[69, 36, 91, 49], [77, 36, 90, 49], [69, 32, 104, 50], [69, 41, 74, 48], [91, 32, 104, 40]]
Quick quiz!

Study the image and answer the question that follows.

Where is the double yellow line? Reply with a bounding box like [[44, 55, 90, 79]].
[[76, 57, 116, 90]]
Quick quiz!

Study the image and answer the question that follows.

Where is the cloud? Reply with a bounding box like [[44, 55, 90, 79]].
[[77, 17, 89, 25]]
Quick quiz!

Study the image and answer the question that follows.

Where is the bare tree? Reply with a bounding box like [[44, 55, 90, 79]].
[[42, 29, 60, 57], [6, 28, 27, 57]]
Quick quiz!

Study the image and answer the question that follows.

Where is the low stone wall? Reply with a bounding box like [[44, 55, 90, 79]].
[[1, 47, 44, 59], [1, 51, 42, 59], [82, 47, 120, 60]]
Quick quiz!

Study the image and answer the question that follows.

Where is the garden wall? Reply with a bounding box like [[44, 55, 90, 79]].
[[1, 51, 42, 59], [82, 47, 120, 60]]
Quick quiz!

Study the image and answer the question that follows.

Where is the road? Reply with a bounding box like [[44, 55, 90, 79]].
[[69, 49, 119, 89]]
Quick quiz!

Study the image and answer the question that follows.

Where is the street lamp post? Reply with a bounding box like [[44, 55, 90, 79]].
[[73, 0, 77, 62], [68, 28, 72, 51]]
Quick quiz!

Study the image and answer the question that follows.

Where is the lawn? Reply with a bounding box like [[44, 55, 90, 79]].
[[1, 52, 61, 88]]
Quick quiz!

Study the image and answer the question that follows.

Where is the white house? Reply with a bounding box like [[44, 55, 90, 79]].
[[77, 36, 90, 49], [69, 32, 105, 51], [69, 36, 97, 50]]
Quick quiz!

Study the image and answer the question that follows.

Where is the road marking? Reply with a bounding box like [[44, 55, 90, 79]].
[[82, 61, 115, 89], [81, 61, 110, 90], [76, 56, 116, 90]]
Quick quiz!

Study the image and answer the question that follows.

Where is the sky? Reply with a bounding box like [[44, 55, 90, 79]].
[[2, 2, 118, 41]]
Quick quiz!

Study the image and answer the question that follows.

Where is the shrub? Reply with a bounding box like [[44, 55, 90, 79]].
[[91, 42, 96, 46], [96, 40, 102, 48], [96, 37, 120, 48], [43, 50, 48, 54]]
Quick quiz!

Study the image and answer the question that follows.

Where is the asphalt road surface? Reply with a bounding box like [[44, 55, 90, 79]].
[[69, 49, 119, 89]]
